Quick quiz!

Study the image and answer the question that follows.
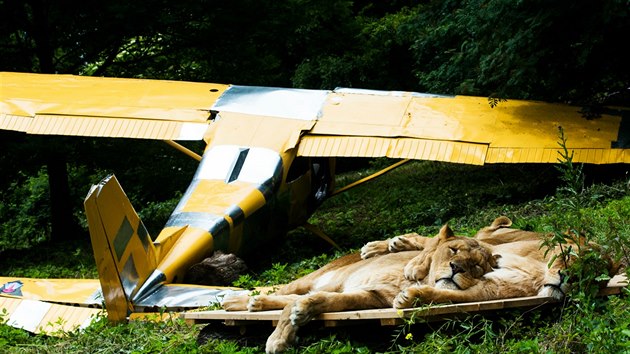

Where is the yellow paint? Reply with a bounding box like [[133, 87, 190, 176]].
[[0, 277, 101, 305], [84, 188, 131, 323], [154, 226, 214, 283], [306, 93, 629, 164], [0, 72, 227, 139], [1, 72, 226, 121], [205, 112, 316, 152], [181, 180, 265, 216], [2, 72, 627, 163]]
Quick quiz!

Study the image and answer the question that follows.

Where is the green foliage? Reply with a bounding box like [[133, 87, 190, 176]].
[[309, 161, 558, 248], [403, 0, 630, 103], [0, 239, 96, 279], [137, 193, 183, 236], [1, 314, 202, 354], [555, 126, 585, 197], [293, 335, 371, 353], [234, 253, 337, 289], [0, 168, 51, 251]]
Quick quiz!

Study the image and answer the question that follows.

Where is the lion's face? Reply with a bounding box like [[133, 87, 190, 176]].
[[425, 237, 499, 290]]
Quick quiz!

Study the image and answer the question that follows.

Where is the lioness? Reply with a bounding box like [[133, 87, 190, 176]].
[[360, 215, 545, 281], [223, 217, 591, 353]]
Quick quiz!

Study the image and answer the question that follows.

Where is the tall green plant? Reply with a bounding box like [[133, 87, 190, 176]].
[[555, 126, 584, 198], [539, 126, 622, 303]]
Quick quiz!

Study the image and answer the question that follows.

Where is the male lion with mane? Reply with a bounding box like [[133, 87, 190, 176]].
[[222, 217, 615, 353]]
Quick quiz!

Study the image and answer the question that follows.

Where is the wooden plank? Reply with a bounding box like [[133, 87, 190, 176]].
[[181, 295, 558, 326], [181, 274, 627, 326]]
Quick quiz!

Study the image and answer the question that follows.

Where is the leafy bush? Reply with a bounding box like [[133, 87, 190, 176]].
[[0, 168, 51, 251]]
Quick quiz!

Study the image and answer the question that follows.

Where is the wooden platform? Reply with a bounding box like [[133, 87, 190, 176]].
[[182, 274, 627, 327]]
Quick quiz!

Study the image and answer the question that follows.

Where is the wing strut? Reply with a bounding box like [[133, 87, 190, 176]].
[[302, 222, 341, 251], [330, 159, 411, 197], [163, 140, 202, 161]]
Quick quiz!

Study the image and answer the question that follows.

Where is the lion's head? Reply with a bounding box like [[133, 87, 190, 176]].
[[424, 232, 500, 290]]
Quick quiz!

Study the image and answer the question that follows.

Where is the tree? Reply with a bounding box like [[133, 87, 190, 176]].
[[1, 0, 628, 248]]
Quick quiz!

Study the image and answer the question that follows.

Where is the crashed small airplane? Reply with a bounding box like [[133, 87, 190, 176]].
[[0, 72, 628, 332]]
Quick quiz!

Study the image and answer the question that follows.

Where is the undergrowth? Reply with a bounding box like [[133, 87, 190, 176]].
[[1, 156, 629, 353]]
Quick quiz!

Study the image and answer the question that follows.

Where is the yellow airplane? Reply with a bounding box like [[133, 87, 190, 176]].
[[0, 72, 628, 332]]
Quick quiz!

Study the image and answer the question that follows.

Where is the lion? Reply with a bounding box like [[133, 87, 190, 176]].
[[360, 215, 546, 281], [222, 217, 598, 353], [222, 249, 419, 353], [392, 232, 570, 307]]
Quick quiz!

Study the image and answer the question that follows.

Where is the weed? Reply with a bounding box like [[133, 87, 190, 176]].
[[555, 126, 585, 198]]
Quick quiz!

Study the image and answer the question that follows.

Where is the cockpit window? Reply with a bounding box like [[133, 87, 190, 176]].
[[196, 145, 282, 185]]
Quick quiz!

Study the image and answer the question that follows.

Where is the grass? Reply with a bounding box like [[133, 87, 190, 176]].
[[1, 160, 629, 353]]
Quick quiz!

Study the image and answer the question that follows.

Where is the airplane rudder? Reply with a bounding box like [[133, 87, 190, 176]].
[[84, 175, 158, 319]]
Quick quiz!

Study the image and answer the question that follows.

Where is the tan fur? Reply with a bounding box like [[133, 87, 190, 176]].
[[222, 217, 611, 353], [393, 236, 569, 307], [361, 216, 546, 280], [223, 251, 418, 353]]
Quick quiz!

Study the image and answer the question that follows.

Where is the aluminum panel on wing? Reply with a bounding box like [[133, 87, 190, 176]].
[[334, 87, 451, 98], [212, 85, 328, 120], [134, 285, 248, 308]]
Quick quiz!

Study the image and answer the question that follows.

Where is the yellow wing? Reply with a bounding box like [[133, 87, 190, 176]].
[[0, 276, 245, 334], [298, 88, 630, 164], [0, 72, 227, 140], [2, 72, 628, 164]]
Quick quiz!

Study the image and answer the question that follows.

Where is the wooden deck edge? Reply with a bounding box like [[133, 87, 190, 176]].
[[181, 274, 627, 326]]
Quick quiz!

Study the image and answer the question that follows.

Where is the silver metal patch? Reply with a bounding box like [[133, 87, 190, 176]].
[[135, 286, 248, 308], [334, 87, 452, 98], [212, 85, 329, 120], [165, 212, 228, 234]]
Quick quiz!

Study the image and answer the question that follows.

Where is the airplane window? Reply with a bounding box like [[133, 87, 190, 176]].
[[196, 145, 242, 180], [226, 149, 249, 183], [238, 148, 282, 184], [196, 145, 282, 185]]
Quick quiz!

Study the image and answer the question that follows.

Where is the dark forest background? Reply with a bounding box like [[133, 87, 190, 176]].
[[1, 0, 629, 250]]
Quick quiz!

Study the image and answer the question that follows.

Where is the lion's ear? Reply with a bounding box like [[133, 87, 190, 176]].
[[490, 254, 501, 268], [489, 216, 512, 231], [438, 224, 455, 241]]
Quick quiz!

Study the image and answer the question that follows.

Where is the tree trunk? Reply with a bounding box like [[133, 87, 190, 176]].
[[46, 152, 79, 241]]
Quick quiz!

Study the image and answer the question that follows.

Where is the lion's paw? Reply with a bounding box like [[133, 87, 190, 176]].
[[265, 332, 290, 354], [289, 298, 314, 326], [222, 294, 249, 311], [247, 295, 265, 311], [389, 234, 421, 252], [403, 258, 429, 281], [394, 286, 434, 308], [393, 288, 415, 308], [360, 240, 390, 259]]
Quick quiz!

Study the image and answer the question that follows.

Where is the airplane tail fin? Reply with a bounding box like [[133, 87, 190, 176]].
[[84, 174, 157, 322]]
